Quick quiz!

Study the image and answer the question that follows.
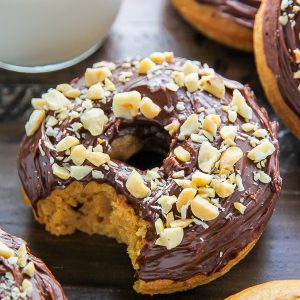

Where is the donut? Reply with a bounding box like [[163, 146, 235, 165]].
[[254, 0, 300, 138], [17, 52, 282, 294], [172, 0, 260, 51], [0, 227, 66, 299], [226, 280, 300, 299]]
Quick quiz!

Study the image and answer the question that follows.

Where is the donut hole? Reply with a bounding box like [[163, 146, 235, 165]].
[[127, 151, 166, 170], [109, 130, 170, 170]]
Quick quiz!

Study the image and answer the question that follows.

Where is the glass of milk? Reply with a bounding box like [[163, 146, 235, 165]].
[[0, 0, 122, 73]]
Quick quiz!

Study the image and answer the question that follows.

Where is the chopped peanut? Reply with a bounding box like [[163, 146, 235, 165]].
[[191, 196, 219, 221], [126, 170, 150, 198]]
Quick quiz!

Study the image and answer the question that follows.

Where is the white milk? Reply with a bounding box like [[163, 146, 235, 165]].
[[0, 0, 121, 72]]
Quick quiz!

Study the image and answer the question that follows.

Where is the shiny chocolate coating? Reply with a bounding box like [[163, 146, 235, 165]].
[[197, 0, 260, 28], [18, 57, 281, 282], [262, 0, 300, 118]]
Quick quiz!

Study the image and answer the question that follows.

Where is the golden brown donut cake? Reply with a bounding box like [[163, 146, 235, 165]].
[[172, 0, 260, 51], [226, 280, 300, 299], [0, 227, 66, 299], [254, 0, 300, 138], [18, 52, 281, 294]]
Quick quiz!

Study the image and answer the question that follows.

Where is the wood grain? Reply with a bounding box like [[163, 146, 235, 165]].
[[0, 0, 299, 299]]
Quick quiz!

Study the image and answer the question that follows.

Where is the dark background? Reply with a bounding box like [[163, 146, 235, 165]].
[[0, 0, 299, 299]]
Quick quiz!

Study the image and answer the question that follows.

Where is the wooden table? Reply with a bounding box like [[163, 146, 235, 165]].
[[0, 0, 299, 299]]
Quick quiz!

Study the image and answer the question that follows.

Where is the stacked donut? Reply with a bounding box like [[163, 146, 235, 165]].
[[173, 0, 300, 137], [18, 52, 281, 294]]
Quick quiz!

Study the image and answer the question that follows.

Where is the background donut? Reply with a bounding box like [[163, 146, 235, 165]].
[[226, 280, 300, 299], [0, 227, 66, 299], [172, 0, 260, 51], [254, 0, 300, 138]]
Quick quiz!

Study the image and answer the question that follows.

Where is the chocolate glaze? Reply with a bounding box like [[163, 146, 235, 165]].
[[18, 58, 281, 282], [262, 0, 300, 118], [196, 0, 260, 28], [0, 228, 66, 299]]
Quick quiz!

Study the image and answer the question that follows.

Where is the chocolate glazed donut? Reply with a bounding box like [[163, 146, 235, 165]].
[[172, 0, 260, 51], [254, 0, 300, 138], [0, 228, 66, 299], [18, 53, 281, 294]]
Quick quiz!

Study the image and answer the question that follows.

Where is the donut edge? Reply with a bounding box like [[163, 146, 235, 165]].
[[225, 280, 300, 299], [253, 0, 300, 139], [172, 0, 253, 52], [21, 182, 259, 295], [134, 239, 257, 294]]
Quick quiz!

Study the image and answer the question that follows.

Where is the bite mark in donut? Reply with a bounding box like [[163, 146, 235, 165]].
[[18, 52, 281, 294]]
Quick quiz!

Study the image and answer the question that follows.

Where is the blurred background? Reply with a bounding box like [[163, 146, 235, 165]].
[[0, 0, 299, 299]]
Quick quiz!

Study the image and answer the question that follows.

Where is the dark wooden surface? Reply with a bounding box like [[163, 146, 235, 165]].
[[0, 0, 299, 299]]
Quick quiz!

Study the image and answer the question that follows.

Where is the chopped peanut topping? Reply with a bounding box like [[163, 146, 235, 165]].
[[191, 196, 219, 221], [182, 60, 199, 75], [234, 202, 247, 214], [256, 171, 271, 183], [137, 58, 155, 74], [220, 125, 237, 141], [164, 51, 174, 62], [230, 89, 252, 120], [211, 179, 235, 198], [241, 123, 255, 132], [150, 52, 166, 64], [112, 91, 141, 119], [253, 129, 268, 138], [52, 164, 70, 180], [166, 81, 179, 92], [80, 108, 108, 136], [170, 219, 192, 228], [247, 141, 275, 162], [202, 114, 221, 137], [178, 114, 199, 140], [126, 170, 150, 198], [139, 97, 161, 119], [70, 166, 93, 180], [164, 119, 180, 135], [174, 146, 191, 162], [42, 89, 71, 111], [219, 146, 243, 171], [56, 84, 81, 98], [172, 71, 185, 87], [176, 188, 197, 211], [85, 67, 112, 87], [70, 145, 87, 166], [22, 279, 33, 296], [104, 78, 116, 92], [86, 83, 105, 100], [192, 170, 213, 187], [0, 241, 14, 259], [159, 227, 184, 250], [31, 98, 47, 110], [198, 141, 221, 173], [56, 136, 79, 152], [155, 218, 164, 235], [23, 262, 35, 277], [199, 75, 225, 99], [86, 151, 110, 167], [157, 196, 177, 214], [25, 110, 45, 136], [184, 73, 199, 92]]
